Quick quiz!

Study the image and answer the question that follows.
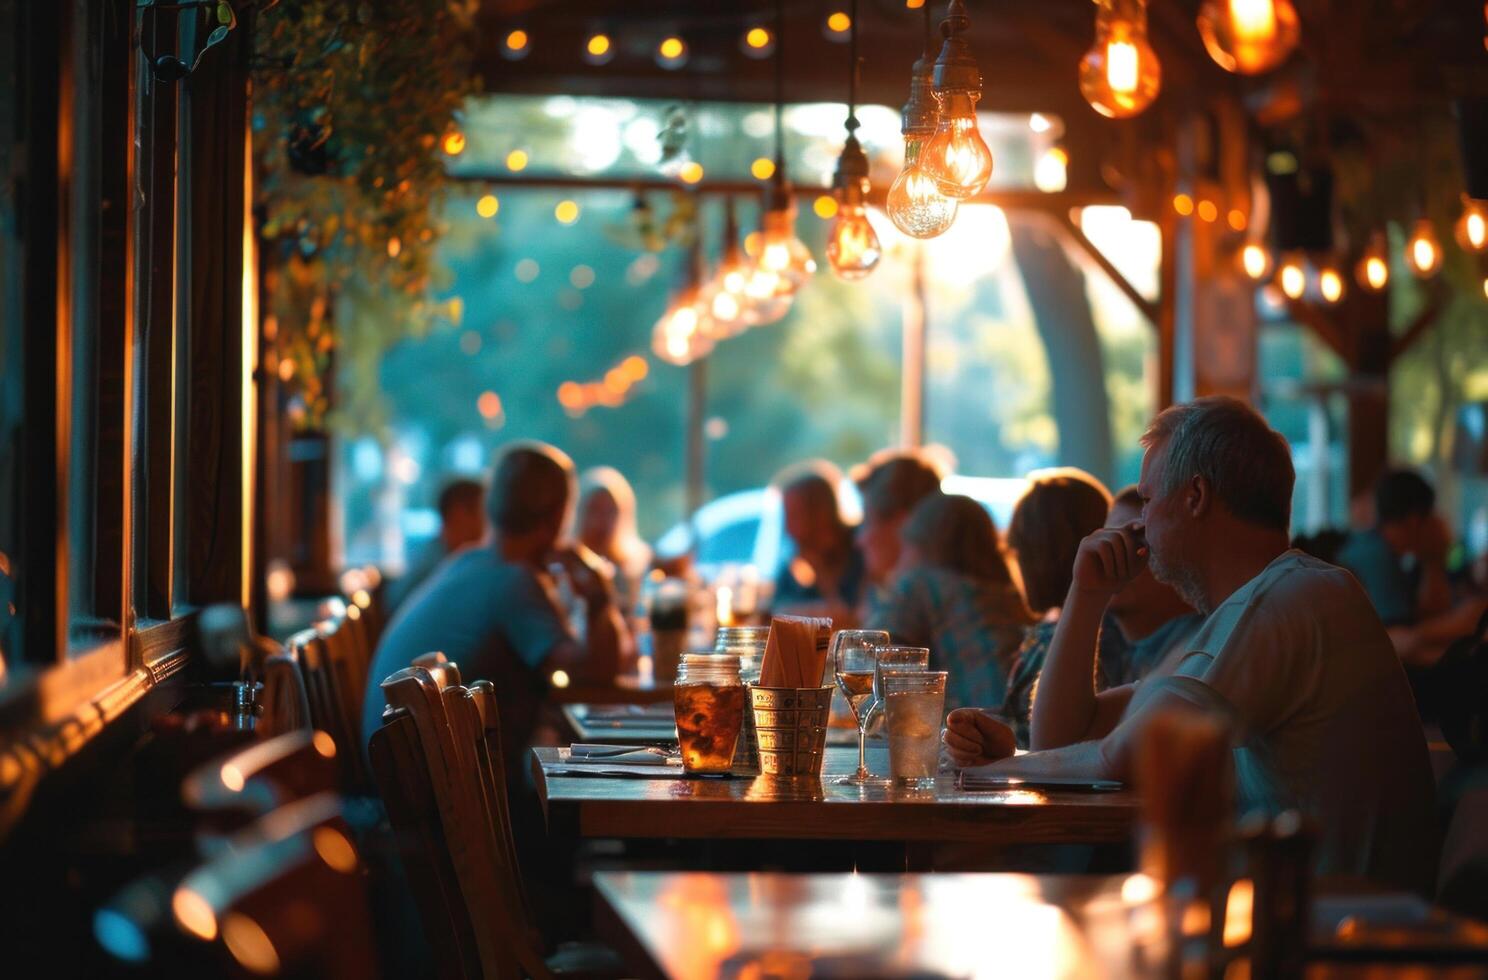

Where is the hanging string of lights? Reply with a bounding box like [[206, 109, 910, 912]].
[[489, 2, 1486, 316]]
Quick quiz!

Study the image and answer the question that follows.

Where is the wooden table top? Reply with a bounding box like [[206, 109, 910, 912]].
[[532, 744, 1140, 844], [595, 871, 1488, 980]]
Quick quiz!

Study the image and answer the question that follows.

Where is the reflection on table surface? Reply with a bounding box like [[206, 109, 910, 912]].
[[595, 871, 1488, 980], [532, 745, 1139, 844]]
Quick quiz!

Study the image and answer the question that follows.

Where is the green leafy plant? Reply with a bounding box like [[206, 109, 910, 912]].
[[252, 0, 477, 432]]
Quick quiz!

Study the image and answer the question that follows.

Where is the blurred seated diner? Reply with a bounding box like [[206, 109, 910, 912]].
[[360, 441, 632, 779], [852, 448, 946, 621], [866, 492, 1034, 711], [384, 477, 487, 614], [576, 466, 652, 622], [1335, 468, 1488, 669], [998, 466, 1113, 747], [769, 460, 866, 625]]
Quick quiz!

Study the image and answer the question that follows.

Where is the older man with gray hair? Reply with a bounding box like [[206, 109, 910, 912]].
[[947, 397, 1437, 892]]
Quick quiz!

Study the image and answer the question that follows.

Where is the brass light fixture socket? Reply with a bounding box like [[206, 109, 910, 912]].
[[931, 0, 981, 96], [901, 52, 938, 137]]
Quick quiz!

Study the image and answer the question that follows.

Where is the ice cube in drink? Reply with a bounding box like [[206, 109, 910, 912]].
[[884, 686, 945, 785], [673, 682, 746, 774]]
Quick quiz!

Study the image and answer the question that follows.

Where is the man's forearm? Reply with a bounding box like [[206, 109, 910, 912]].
[[1029, 588, 1108, 750]]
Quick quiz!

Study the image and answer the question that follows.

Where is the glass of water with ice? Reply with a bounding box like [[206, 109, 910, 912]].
[[882, 670, 947, 789]]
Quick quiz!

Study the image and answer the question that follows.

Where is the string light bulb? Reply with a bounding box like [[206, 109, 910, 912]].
[[1238, 241, 1272, 281], [1405, 219, 1443, 279], [1455, 198, 1488, 253], [1318, 265, 1345, 304], [921, 0, 994, 199], [1034, 146, 1069, 193], [1196, 0, 1301, 75], [1278, 252, 1307, 300], [825, 1, 881, 280], [887, 22, 957, 238], [1355, 233, 1390, 292], [1080, 0, 1162, 119]]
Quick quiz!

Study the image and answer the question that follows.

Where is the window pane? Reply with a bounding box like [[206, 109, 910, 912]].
[[65, 0, 129, 650], [0, 0, 21, 668]]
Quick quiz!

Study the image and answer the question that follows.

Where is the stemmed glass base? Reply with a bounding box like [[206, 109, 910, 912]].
[[834, 729, 890, 786]]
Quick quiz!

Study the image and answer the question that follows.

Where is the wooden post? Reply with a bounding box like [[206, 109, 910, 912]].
[[900, 246, 927, 448]]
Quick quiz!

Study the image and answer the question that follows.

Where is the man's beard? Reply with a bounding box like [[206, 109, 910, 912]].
[[1148, 546, 1211, 615]]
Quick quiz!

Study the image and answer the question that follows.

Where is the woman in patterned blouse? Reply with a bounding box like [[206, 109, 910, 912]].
[[867, 494, 1036, 711], [999, 469, 1112, 746]]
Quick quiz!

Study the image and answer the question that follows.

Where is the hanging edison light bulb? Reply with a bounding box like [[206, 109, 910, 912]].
[[1455, 198, 1488, 253], [1238, 241, 1273, 281], [827, 138, 881, 279], [920, 0, 994, 199], [748, 0, 815, 303], [1406, 219, 1443, 278], [1277, 252, 1307, 300], [1080, 0, 1162, 119], [1354, 232, 1390, 292], [652, 240, 716, 366], [887, 20, 957, 238], [703, 200, 749, 335], [825, 6, 881, 281], [1196, 0, 1301, 75]]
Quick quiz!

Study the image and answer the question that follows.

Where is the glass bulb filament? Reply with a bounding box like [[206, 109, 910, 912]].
[[922, 92, 994, 200], [827, 198, 882, 280], [1106, 32, 1139, 94], [888, 139, 959, 238]]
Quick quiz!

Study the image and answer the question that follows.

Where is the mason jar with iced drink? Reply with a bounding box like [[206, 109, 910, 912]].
[[882, 670, 947, 788], [673, 653, 746, 774]]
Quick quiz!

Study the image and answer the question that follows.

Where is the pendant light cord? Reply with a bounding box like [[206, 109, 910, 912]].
[[851, 0, 863, 130], [774, 0, 786, 172]]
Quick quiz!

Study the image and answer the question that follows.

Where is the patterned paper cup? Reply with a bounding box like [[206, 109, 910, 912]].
[[749, 686, 832, 777]]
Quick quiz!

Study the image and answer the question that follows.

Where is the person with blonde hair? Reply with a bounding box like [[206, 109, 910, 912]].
[[577, 466, 652, 616], [998, 467, 1113, 746], [867, 494, 1035, 711]]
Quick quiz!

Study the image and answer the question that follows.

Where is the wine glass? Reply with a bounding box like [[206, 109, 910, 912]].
[[830, 629, 889, 785]]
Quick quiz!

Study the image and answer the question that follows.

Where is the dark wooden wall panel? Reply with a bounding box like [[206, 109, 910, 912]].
[[183, 25, 249, 606]]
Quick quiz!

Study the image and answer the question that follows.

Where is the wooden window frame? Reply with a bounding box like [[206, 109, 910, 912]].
[[0, 0, 253, 834]]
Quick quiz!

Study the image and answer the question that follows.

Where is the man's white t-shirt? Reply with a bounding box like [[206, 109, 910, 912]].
[[1141, 550, 1437, 892]]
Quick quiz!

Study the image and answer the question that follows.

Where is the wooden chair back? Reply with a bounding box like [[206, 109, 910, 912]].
[[288, 622, 371, 790], [260, 651, 313, 737], [413, 650, 461, 691], [369, 711, 483, 980], [375, 666, 550, 980], [173, 793, 379, 980]]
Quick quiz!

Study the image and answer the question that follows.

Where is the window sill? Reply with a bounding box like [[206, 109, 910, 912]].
[[0, 614, 196, 840]]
